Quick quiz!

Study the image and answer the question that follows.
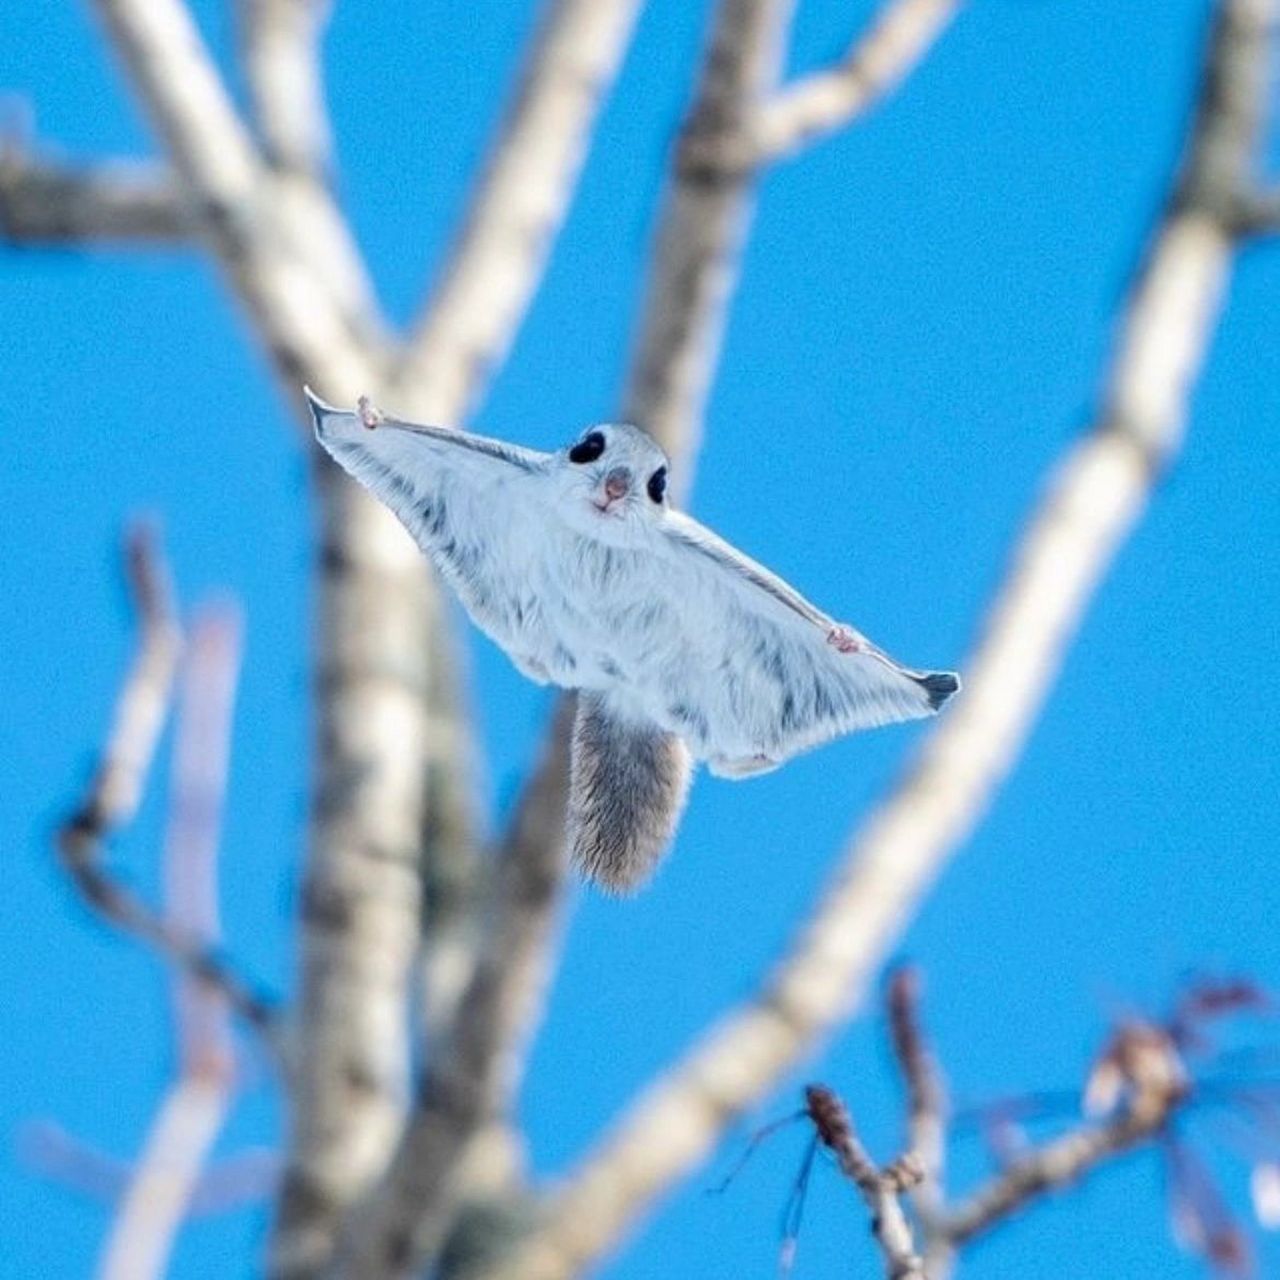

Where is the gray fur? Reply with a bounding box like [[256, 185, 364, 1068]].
[[568, 692, 692, 892]]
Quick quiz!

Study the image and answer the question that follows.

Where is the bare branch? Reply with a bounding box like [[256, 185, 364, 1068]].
[[275, 466, 442, 1278], [939, 1105, 1172, 1246], [56, 531, 277, 1038], [62, 524, 180, 843], [476, 4, 1279, 1275], [291, 2, 642, 1266], [806, 1085, 925, 1279], [22, 1121, 278, 1214], [333, 699, 576, 1280], [278, 0, 644, 1255], [82, 8, 468, 1270], [164, 605, 243, 1075], [748, 0, 961, 166], [98, 605, 244, 1280], [90, 0, 388, 388], [238, 0, 334, 180], [98, 1079, 234, 1280], [886, 968, 948, 1271], [0, 145, 188, 244], [620, 0, 796, 475], [392, 0, 642, 413]]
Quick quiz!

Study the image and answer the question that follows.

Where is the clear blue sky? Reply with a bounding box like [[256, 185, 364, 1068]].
[[3, 1, 1279, 1276]]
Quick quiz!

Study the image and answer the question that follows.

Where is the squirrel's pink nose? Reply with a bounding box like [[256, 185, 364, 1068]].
[[603, 468, 631, 501]]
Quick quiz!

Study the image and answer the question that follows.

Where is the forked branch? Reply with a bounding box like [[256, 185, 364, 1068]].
[[56, 527, 276, 1039]]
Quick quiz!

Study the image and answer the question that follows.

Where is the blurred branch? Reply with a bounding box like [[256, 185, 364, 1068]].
[[98, 604, 245, 1280], [935, 1014, 1198, 1257], [89, 0, 387, 385], [278, 0, 644, 1267], [238, 0, 334, 181], [748, 0, 961, 166], [22, 1120, 278, 1215], [392, 0, 644, 414], [938, 1105, 1172, 1247], [333, 699, 576, 1280], [627, 0, 959, 475], [79, 7, 452, 1271], [56, 527, 277, 1039], [98, 1079, 234, 1280], [308, 2, 646, 1268], [886, 968, 948, 1272], [0, 144, 188, 244], [478, 3, 1279, 1275], [164, 606, 243, 1076], [790, 981, 1242, 1278]]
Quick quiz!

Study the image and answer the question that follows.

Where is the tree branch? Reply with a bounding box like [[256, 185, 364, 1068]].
[[937, 1105, 1171, 1248], [272, 0, 645, 1262], [89, 0, 387, 385], [475, 4, 1278, 1276], [98, 1080, 234, 1280], [98, 605, 244, 1280], [748, 0, 961, 167], [0, 145, 188, 244], [238, 0, 334, 181], [620, 0, 796, 476], [56, 527, 277, 1039], [294, 2, 645, 1267], [627, 0, 957, 476], [392, 0, 645, 414], [805, 1084, 926, 1280], [332, 699, 576, 1280]]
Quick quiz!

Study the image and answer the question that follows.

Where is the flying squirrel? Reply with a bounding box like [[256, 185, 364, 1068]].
[[308, 390, 959, 892]]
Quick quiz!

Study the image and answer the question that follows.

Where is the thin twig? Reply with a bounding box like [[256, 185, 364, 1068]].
[[805, 1085, 925, 1280], [475, 4, 1279, 1275], [938, 1104, 1173, 1245], [886, 967, 948, 1273]]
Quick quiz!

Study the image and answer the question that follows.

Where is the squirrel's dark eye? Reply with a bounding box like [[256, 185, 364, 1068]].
[[568, 431, 606, 464], [647, 466, 668, 504]]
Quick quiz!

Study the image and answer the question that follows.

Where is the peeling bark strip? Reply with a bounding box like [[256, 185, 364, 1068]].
[[476, 3, 1279, 1277]]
